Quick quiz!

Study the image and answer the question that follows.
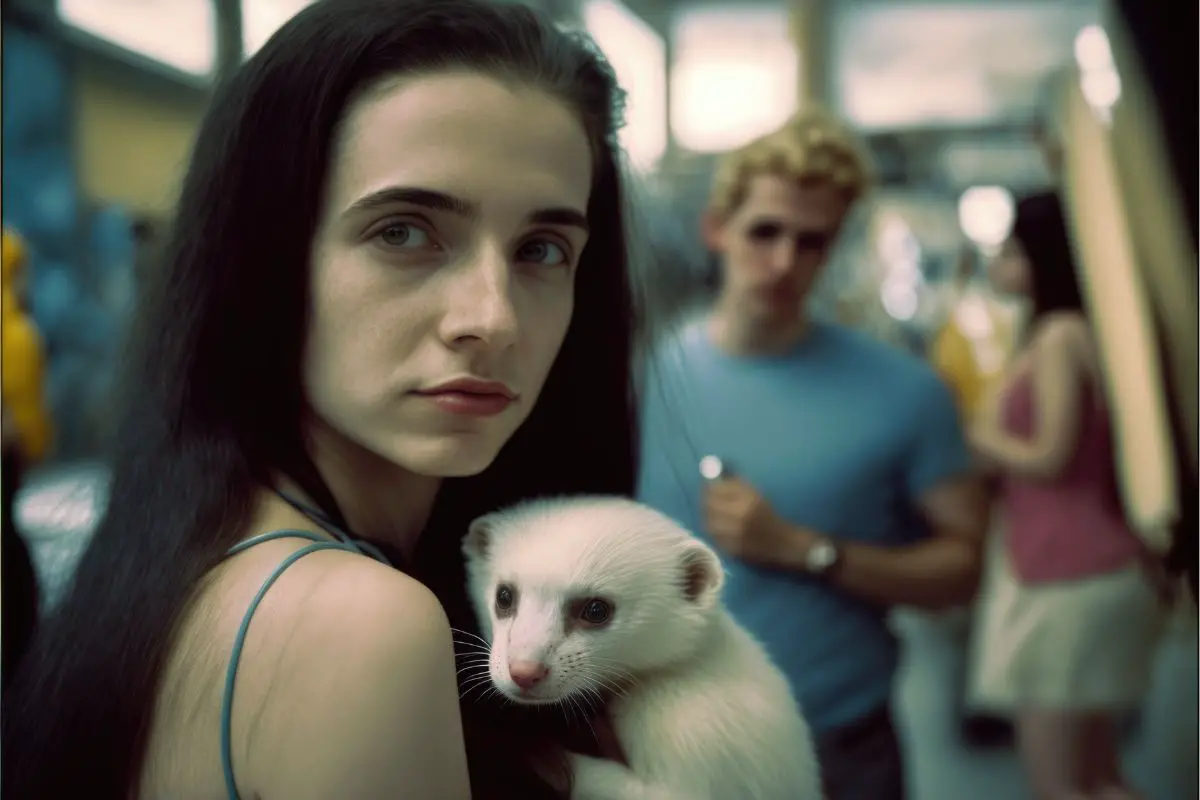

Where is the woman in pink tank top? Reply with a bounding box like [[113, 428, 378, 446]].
[[970, 192, 1165, 800]]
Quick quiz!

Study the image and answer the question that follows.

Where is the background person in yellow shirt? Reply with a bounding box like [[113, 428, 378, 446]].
[[930, 246, 1021, 426], [3, 228, 54, 463], [2, 227, 52, 688]]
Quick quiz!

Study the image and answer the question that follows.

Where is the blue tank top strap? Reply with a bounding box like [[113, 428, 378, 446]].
[[218, 525, 389, 800]]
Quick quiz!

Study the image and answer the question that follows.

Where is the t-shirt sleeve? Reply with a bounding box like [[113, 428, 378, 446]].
[[904, 369, 973, 498]]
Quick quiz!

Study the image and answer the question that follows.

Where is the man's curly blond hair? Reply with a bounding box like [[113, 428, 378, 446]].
[[709, 107, 873, 216]]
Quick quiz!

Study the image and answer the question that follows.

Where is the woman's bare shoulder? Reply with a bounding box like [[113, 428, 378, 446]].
[[149, 541, 469, 799], [232, 546, 469, 798]]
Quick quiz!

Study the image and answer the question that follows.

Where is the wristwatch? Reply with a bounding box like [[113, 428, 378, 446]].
[[803, 537, 842, 579]]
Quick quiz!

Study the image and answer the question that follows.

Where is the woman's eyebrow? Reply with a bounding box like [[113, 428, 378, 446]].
[[344, 186, 588, 232]]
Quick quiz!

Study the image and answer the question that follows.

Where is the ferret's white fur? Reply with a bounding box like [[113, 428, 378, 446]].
[[463, 496, 823, 800]]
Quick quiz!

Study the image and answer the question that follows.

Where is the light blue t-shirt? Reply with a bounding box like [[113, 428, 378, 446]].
[[636, 318, 969, 735]]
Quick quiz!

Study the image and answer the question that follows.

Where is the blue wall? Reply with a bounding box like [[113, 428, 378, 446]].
[[4, 22, 135, 461]]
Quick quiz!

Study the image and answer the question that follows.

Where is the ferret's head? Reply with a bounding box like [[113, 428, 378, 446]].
[[462, 496, 724, 706]]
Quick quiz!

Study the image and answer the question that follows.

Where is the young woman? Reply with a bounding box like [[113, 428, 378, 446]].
[[2, 2, 645, 797], [971, 191, 1166, 800]]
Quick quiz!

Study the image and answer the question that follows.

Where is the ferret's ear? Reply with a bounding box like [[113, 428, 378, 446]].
[[463, 515, 495, 561], [679, 541, 724, 607]]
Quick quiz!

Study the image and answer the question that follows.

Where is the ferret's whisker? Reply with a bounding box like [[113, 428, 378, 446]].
[[450, 627, 491, 647], [456, 663, 489, 677], [587, 656, 636, 677], [560, 695, 579, 726], [576, 687, 604, 717], [589, 674, 630, 699], [454, 654, 492, 666], [563, 693, 598, 741], [575, 664, 631, 699], [459, 678, 492, 696], [459, 674, 495, 699], [460, 683, 490, 702], [575, 699, 599, 741], [459, 668, 491, 685], [456, 663, 486, 675]]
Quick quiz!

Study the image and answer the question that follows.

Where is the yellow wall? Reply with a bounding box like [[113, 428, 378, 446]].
[[72, 53, 210, 216], [788, 0, 832, 106], [1103, 6, 1197, 471], [1060, 71, 1178, 553]]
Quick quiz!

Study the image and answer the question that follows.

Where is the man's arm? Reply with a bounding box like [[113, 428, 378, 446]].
[[770, 474, 989, 610], [809, 369, 989, 610], [705, 370, 988, 610]]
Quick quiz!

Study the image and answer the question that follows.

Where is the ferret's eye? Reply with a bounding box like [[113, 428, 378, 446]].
[[579, 599, 612, 626], [494, 584, 515, 614]]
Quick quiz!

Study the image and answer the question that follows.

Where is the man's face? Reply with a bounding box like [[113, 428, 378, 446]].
[[704, 174, 849, 324]]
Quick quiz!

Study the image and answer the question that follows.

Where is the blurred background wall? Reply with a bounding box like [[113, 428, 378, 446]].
[[74, 54, 207, 216], [3, 0, 1194, 541], [1, 1, 1194, 797]]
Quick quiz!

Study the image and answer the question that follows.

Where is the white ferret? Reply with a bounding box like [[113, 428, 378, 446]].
[[462, 496, 823, 800]]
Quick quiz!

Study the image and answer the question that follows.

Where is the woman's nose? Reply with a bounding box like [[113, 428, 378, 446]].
[[438, 248, 520, 350]]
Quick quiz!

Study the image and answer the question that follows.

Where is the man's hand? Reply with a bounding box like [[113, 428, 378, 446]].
[[703, 477, 810, 564]]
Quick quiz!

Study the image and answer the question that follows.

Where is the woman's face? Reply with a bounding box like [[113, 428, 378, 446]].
[[988, 236, 1032, 297], [304, 72, 593, 477]]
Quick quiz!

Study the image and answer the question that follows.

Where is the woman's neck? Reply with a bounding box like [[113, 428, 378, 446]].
[[295, 419, 440, 560]]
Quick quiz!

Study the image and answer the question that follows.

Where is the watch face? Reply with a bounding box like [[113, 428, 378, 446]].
[[807, 541, 836, 572]]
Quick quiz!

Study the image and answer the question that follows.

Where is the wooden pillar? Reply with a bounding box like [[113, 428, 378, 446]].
[[789, 0, 833, 108], [212, 0, 244, 87]]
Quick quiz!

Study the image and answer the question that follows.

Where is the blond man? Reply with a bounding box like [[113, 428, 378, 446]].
[[637, 110, 988, 800]]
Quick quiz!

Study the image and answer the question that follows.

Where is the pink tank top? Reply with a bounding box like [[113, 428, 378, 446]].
[[999, 366, 1145, 584]]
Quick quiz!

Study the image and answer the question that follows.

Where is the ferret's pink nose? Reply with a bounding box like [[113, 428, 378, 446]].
[[508, 660, 550, 690]]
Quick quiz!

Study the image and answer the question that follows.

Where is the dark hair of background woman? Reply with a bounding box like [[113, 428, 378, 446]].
[[2, 2, 640, 797], [1010, 190, 1086, 321]]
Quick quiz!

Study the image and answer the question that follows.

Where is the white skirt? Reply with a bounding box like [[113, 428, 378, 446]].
[[967, 523, 1165, 713]]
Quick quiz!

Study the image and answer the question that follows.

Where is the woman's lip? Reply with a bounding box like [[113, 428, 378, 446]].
[[418, 378, 517, 399], [417, 391, 513, 417]]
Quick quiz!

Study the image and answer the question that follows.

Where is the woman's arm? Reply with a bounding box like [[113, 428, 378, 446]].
[[971, 315, 1089, 481], [248, 562, 471, 799]]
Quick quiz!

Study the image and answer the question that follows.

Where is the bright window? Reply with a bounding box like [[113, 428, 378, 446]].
[[243, 0, 318, 59], [958, 186, 1015, 249], [57, 0, 216, 76], [670, 7, 798, 153], [583, 0, 668, 173]]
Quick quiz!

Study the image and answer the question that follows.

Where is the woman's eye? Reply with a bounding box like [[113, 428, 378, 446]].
[[516, 238, 569, 267], [377, 222, 433, 249]]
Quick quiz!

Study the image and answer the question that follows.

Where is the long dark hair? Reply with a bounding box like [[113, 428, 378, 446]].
[[1011, 190, 1086, 320], [2, 2, 637, 797]]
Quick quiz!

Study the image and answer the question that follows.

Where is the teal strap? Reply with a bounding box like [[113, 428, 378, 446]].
[[225, 528, 330, 557], [220, 532, 364, 800]]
